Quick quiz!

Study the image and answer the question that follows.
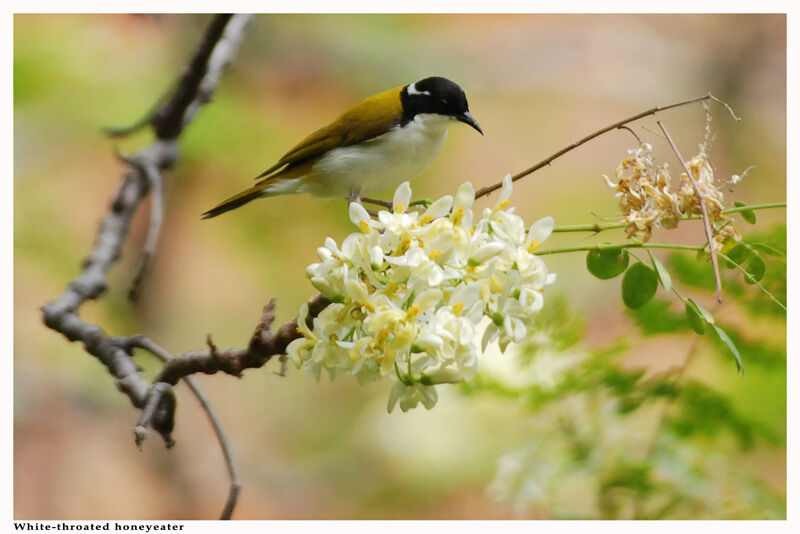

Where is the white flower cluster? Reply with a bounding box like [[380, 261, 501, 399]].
[[287, 177, 556, 412]]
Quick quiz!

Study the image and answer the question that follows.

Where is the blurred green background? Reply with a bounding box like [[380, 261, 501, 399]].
[[14, 14, 785, 519]]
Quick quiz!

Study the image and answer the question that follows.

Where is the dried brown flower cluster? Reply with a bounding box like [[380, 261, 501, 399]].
[[604, 142, 680, 241], [604, 113, 744, 252]]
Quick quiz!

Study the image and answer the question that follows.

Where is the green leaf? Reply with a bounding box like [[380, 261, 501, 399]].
[[713, 325, 744, 374], [630, 298, 687, 335], [667, 380, 762, 448], [669, 253, 716, 290], [586, 247, 629, 279], [621, 262, 658, 309], [684, 301, 706, 335], [751, 242, 786, 262], [743, 253, 766, 284], [724, 243, 753, 269], [687, 297, 715, 324], [647, 250, 672, 291], [722, 243, 766, 284], [734, 201, 756, 224]]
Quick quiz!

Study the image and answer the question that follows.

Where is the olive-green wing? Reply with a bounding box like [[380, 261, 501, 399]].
[[255, 86, 404, 179]]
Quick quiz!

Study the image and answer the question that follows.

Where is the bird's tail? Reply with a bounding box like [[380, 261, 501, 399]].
[[201, 181, 271, 219]]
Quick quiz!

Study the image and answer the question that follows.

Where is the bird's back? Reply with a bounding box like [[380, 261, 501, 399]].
[[257, 86, 405, 180]]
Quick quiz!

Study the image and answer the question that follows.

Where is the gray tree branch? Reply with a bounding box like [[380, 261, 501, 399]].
[[39, 14, 268, 520]]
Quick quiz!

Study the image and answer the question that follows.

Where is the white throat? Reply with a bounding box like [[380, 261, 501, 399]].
[[412, 112, 454, 131]]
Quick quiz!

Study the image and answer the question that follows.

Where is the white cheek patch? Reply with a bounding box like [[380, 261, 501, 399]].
[[407, 83, 430, 96]]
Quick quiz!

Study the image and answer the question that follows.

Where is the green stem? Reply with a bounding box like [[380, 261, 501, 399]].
[[535, 242, 703, 256], [717, 252, 787, 311], [551, 221, 626, 233], [720, 202, 786, 215], [551, 202, 786, 234]]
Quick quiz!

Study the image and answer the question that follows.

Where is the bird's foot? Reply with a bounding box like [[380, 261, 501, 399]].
[[347, 187, 362, 205]]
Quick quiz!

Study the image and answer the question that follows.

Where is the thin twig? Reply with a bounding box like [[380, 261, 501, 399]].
[[127, 335, 242, 520], [118, 298, 328, 519], [657, 120, 723, 303], [708, 93, 742, 122], [361, 197, 393, 209], [185, 376, 241, 520], [128, 161, 164, 301], [474, 94, 715, 200], [135, 382, 176, 450], [617, 125, 642, 144]]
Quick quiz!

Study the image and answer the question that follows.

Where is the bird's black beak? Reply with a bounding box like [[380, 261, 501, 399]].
[[456, 111, 483, 135]]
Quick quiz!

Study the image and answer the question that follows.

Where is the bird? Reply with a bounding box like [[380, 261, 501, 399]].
[[202, 76, 482, 219]]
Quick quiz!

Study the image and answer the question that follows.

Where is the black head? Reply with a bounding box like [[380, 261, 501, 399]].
[[400, 76, 483, 134]]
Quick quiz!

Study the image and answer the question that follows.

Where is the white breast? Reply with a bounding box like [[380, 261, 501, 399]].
[[297, 114, 452, 198]]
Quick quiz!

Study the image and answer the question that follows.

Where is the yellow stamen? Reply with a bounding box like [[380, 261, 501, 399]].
[[452, 208, 464, 225], [359, 220, 370, 234], [406, 305, 420, 321], [428, 249, 442, 261], [489, 274, 503, 293], [527, 240, 542, 252], [395, 202, 405, 214], [452, 302, 464, 315], [377, 327, 390, 343], [397, 238, 411, 255]]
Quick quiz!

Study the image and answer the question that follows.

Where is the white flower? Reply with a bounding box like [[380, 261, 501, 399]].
[[349, 202, 379, 232], [498, 174, 514, 204], [290, 181, 555, 412], [386, 247, 444, 287], [470, 242, 506, 265], [387, 381, 438, 412], [422, 195, 454, 220], [452, 181, 475, 228], [530, 216, 554, 244], [393, 181, 412, 212]]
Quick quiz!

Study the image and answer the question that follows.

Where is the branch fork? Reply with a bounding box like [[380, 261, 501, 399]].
[[41, 14, 255, 520]]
